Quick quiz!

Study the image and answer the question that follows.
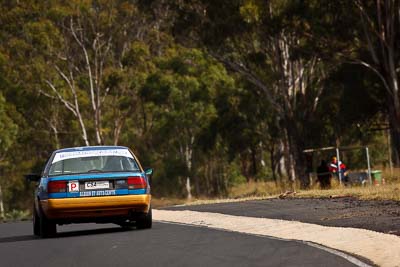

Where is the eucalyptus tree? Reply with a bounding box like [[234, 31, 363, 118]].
[[0, 48, 18, 162], [0, 93, 18, 163], [28, 0, 161, 146], [0, 64, 18, 218], [142, 47, 234, 198], [175, 0, 346, 187], [351, 0, 400, 165], [214, 78, 278, 182]]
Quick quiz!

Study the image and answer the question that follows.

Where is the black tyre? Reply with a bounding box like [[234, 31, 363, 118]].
[[33, 206, 40, 236], [136, 207, 152, 229], [117, 221, 135, 230], [38, 207, 57, 238]]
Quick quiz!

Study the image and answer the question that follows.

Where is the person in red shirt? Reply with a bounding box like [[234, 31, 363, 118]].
[[329, 156, 349, 183]]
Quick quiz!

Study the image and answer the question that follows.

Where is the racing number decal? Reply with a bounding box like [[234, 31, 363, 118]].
[[86, 182, 95, 188], [84, 181, 109, 190], [68, 181, 79, 192]]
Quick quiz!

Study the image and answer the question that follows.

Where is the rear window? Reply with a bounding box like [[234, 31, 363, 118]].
[[48, 149, 140, 176]]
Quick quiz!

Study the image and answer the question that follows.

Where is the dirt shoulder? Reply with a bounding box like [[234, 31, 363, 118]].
[[163, 197, 400, 236]]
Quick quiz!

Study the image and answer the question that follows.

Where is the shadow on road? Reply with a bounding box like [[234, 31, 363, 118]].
[[0, 226, 140, 243], [0, 235, 38, 243], [57, 226, 127, 238]]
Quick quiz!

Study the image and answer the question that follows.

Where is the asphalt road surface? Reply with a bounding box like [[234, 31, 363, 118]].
[[0, 220, 362, 267]]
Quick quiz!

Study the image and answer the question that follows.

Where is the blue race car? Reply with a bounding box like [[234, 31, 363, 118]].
[[26, 146, 152, 238]]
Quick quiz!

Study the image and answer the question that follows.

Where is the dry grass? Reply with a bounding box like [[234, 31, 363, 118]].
[[151, 197, 187, 208], [226, 169, 400, 201], [291, 169, 400, 201], [153, 183, 400, 208], [179, 195, 279, 206], [228, 181, 284, 198], [152, 181, 283, 208], [152, 195, 279, 208], [153, 169, 400, 208], [296, 183, 400, 201]]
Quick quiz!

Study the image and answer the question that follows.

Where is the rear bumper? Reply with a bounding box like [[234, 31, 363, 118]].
[[40, 194, 151, 220]]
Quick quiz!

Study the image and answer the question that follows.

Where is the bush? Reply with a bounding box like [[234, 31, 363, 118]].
[[3, 209, 31, 222]]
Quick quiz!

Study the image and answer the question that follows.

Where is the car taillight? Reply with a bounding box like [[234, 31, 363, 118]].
[[127, 176, 147, 189], [48, 181, 67, 193]]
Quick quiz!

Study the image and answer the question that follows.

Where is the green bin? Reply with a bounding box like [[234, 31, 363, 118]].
[[371, 170, 382, 185]]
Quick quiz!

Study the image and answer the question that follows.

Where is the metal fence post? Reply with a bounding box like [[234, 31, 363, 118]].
[[336, 148, 342, 185], [366, 147, 372, 185]]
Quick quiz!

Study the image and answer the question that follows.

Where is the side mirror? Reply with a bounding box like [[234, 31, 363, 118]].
[[145, 168, 153, 176], [25, 173, 41, 182], [144, 168, 153, 185]]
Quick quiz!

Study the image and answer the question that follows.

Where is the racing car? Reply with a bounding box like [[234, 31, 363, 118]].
[[26, 146, 152, 237]]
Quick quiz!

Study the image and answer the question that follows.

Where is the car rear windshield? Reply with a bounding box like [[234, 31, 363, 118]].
[[48, 155, 140, 176]]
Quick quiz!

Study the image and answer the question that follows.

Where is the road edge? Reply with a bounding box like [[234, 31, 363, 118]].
[[154, 209, 399, 267]]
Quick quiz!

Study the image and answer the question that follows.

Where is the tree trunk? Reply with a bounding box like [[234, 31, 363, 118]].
[[270, 144, 278, 184], [251, 147, 257, 180], [386, 68, 400, 165], [113, 118, 123, 146], [356, 0, 400, 165], [0, 184, 4, 219], [388, 104, 400, 166], [184, 137, 194, 199], [49, 121, 60, 149], [291, 143, 309, 189], [186, 177, 192, 200], [284, 115, 310, 189]]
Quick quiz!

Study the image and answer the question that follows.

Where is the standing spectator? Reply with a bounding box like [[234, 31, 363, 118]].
[[317, 160, 331, 189], [329, 156, 349, 183]]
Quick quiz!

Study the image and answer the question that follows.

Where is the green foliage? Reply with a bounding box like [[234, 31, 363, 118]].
[[3, 209, 31, 222], [0, 50, 19, 158], [0, 0, 395, 209], [140, 47, 235, 196], [226, 161, 247, 186], [0, 93, 18, 154]]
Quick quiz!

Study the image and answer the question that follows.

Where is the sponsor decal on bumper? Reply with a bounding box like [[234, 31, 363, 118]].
[[79, 190, 116, 197]]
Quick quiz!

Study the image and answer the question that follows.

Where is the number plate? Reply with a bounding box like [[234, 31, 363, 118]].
[[85, 181, 109, 190]]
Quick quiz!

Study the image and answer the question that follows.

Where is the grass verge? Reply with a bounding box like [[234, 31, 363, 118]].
[[153, 178, 400, 208], [296, 183, 400, 201]]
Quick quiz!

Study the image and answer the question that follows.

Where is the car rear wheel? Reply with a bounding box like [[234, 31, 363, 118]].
[[37, 207, 57, 238], [33, 206, 40, 236], [136, 206, 152, 229]]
